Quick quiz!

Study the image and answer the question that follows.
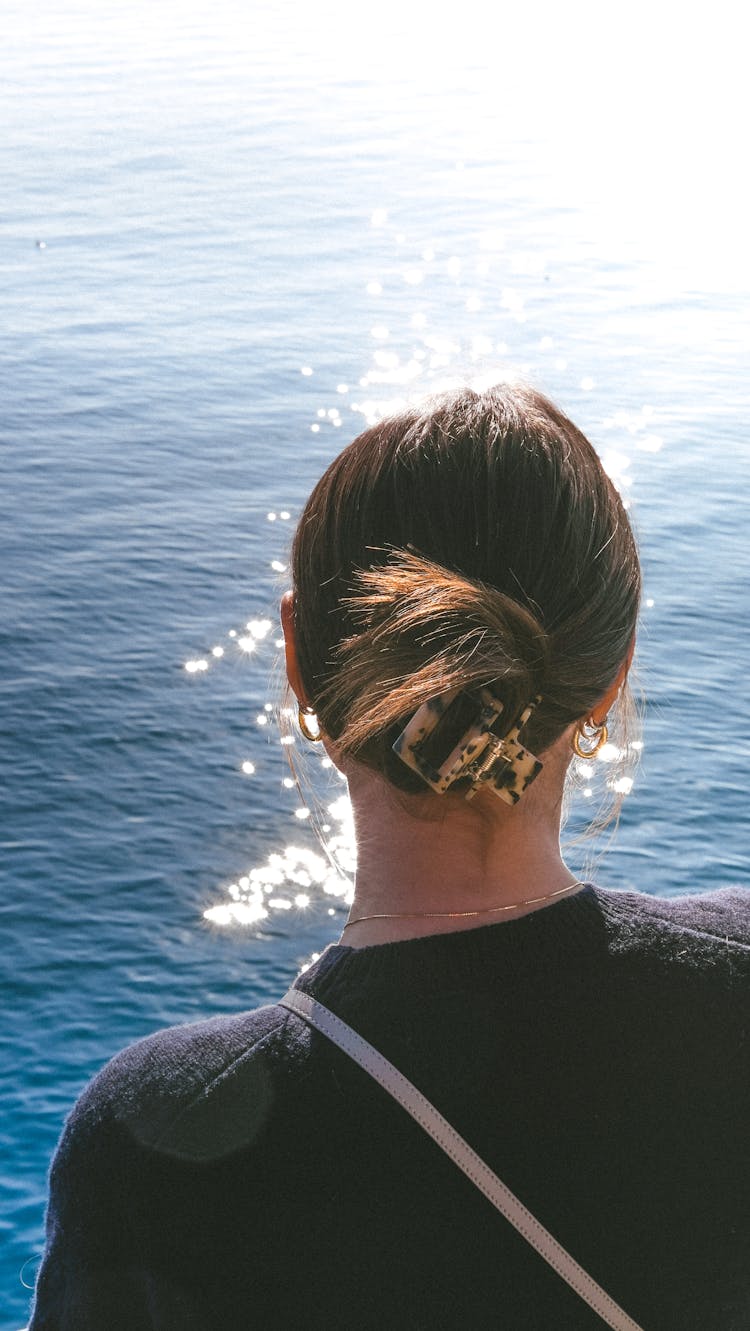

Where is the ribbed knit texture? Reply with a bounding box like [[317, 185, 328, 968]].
[[29, 885, 750, 1330]]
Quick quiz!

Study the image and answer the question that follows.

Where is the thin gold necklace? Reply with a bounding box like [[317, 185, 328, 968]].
[[342, 881, 584, 930]]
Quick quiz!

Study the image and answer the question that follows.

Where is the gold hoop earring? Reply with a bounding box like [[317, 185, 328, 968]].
[[572, 718, 608, 759], [298, 707, 322, 743]]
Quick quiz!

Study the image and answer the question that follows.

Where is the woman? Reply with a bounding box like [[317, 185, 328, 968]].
[[30, 385, 749, 1330]]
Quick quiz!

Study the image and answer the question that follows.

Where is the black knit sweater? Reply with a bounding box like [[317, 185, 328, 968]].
[[29, 886, 750, 1330]]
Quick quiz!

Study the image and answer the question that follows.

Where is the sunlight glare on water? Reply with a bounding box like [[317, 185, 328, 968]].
[[203, 795, 355, 929], [9, 0, 748, 292]]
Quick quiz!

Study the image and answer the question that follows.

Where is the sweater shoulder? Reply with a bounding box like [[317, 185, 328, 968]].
[[60, 1002, 302, 1165], [33, 1008, 312, 1327], [593, 884, 750, 969]]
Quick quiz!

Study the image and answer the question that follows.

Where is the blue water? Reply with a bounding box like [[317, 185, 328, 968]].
[[2, 3, 749, 1322]]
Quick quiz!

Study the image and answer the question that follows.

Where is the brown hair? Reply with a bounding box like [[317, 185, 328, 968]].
[[290, 383, 640, 794]]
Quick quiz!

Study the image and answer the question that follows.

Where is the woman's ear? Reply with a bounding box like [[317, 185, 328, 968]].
[[281, 589, 341, 761], [280, 590, 309, 707], [590, 636, 636, 726]]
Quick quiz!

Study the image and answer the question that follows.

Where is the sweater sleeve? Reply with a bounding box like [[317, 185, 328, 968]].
[[27, 1071, 154, 1331], [27, 1005, 292, 1331]]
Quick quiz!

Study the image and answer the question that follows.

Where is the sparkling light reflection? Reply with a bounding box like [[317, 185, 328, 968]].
[[204, 795, 355, 929]]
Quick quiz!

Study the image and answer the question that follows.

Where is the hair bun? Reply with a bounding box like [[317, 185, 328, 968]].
[[326, 549, 549, 771]]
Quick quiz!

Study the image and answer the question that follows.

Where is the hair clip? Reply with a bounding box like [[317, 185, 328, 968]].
[[392, 689, 543, 806]]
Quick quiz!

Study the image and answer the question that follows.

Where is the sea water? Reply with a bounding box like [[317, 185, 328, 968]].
[[1, 1, 749, 1321]]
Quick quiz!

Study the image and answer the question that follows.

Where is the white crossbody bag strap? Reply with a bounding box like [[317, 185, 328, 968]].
[[279, 988, 644, 1331]]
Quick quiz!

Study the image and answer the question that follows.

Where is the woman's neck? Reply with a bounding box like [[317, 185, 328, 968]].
[[339, 741, 579, 948]]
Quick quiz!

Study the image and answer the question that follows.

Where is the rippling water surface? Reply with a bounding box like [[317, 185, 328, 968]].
[[2, 1, 749, 1319]]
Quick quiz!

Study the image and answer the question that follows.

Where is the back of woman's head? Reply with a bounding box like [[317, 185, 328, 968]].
[[291, 383, 641, 794]]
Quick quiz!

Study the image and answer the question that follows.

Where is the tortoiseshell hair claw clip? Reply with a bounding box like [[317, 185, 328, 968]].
[[392, 687, 543, 806]]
